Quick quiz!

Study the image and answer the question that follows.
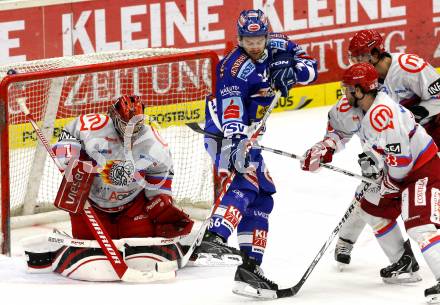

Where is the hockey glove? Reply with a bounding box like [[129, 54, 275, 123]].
[[407, 105, 429, 123], [269, 52, 297, 97], [221, 134, 253, 173], [145, 194, 194, 238], [301, 138, 336, 172], [358, 151, 383, 180]]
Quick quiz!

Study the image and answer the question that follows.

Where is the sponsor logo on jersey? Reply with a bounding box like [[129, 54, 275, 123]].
[[415, 177, 428, 206], [398, 53, 427, 73], [231, 54, 248, 77], [269, 32, 288, 40], [269, 39, 287, 50], [385, 143, 402, 154], [222, 97, 243, 121], [252, 229, 267, 254], [220, 85, 241, 97], [222, 205, 243, 231], [428, 78, 440, 96], [237, 60, 256, 81], [369, 104, 394, 132], [58, 129, 79, 141], [430, 188, 440, 224], [223, 122, 247, 137]]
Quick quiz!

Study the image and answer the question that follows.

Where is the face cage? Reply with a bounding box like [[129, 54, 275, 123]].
[[348, 53, 372, 65], [109, 106, 144, 138]]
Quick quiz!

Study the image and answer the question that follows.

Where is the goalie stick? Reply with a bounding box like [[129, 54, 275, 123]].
[[17, 97, 176, 283], [186, 123, 376, 185]]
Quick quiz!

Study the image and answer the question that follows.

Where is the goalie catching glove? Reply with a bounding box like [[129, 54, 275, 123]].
[[145, 194, 194, 238]]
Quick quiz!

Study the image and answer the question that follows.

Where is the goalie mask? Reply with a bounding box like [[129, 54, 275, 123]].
[[108, 95, 145, 138]]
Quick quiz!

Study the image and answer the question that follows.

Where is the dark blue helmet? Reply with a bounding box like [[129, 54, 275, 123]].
[[237, 9, 269, 37]]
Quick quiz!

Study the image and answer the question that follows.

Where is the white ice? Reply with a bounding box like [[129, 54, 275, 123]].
[[1, 106, 433, 305]]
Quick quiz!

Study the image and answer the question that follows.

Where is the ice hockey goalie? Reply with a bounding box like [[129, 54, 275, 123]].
[[21, 95, 193, 281]]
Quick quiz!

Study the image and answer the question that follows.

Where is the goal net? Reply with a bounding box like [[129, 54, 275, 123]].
[[0, 48, 218, 255]]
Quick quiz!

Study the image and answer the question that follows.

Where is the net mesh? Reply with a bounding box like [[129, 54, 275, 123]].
[[0, 48, 216, 221]]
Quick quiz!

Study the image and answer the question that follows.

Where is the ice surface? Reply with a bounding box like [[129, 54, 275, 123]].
[[1, 107, 433, 305]]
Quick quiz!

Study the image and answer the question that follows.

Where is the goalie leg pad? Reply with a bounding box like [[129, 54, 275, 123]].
[[21, 234, 65, 273]]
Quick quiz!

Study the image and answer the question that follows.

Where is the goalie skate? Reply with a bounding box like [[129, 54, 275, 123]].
[[190, 231, 242, 266], [232, 255, 279, 299], [380, 240, 422, 284]]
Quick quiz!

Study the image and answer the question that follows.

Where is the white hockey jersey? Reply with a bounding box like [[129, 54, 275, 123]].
[[326, 92, 438, 182], [380, 53, 440, 123], [53, 113, 173, 212]]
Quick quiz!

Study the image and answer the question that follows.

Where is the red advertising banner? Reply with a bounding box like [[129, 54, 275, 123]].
[[0, 0, 439, 84]]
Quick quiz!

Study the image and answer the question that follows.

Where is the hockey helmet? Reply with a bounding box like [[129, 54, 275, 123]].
[[108, 95, 145, 137], [349, 30, 385, 58], [237, 9, 269, 37], [342, 63, 379, 93]]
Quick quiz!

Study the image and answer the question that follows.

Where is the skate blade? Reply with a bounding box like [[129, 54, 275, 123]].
[[426, 293, 440, 304], [192, 253, 242, 266], [336, 262, 348, 272], [382, 271, 422, 284], [232, 281, 277, 299]]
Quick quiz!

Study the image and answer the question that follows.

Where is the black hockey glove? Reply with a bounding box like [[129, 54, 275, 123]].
[[358, 152, 382, 180], [269, 52, 297, 98], [221, 134, 252, 172], [407, 105, 429, 123]]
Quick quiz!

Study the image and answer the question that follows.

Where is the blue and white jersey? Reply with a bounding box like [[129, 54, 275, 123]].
[[205, 33, 317, 139]]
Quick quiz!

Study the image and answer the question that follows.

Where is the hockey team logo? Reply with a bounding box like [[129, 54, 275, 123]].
[[337, 100, 352, 113], [415, 177, 428, 206], [100, 160, 135, 186], [369, 104, 394, 132], [247, 23, 261, 32], [398, 54, 427, 73], [222, 205, 243, 231], [252, 229, 268, 254], [79, 114, 109, 131]]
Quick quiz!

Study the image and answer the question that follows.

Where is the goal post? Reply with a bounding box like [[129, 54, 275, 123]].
[[0, 49, 219, 255]]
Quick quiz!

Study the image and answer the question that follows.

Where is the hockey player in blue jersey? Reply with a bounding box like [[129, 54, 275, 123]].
[[193, 9, 318, 298]]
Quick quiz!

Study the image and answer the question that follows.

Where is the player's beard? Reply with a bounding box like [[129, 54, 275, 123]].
[[246, 49, 265, 61]]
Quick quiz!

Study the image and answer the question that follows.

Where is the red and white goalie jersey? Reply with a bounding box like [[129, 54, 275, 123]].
[[326, 92, 437, 182], [53, 113, 173, 212], [381, 53, 440, 124]]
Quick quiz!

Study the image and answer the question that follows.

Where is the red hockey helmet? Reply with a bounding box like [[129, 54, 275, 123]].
[[342, 63, 379, 93], [108, 95, 145, 137], [348, 30, 385, 59]]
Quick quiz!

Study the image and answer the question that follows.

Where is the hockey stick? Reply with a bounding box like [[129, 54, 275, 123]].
[[180, 91, 282, 267], [186, 123, 376, 185], [276, 198, 358, 298], [253, 144, 376, 185], [17, 98, 175, 282]]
